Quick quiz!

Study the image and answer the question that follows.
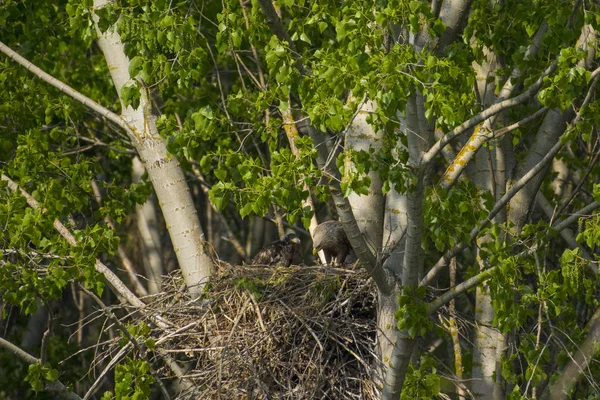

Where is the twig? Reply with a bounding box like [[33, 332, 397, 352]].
[[277, 299, 324, 351], [80, 286, 171, 400], [83, 342, 132, 400], [0, 41, 136, 142], [1, 173, 196, 391], [494, 107, 548, 137], [90, 180, 149, 297], [428, 200, 599, 312], [0, 337, 82, 400], [421, 59, 558, 167]]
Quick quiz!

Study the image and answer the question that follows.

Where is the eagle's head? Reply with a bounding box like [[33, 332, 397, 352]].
[[284, 233, 301, 245]]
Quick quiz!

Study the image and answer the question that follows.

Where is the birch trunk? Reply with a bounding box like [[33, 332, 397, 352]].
[[132, 157, 164, 294], [471, 44, 504, 399], [345, 100, 385, 255], [381, 92, 431, 398], [92, 0, 213, 296], [509, 25, 595, 229]]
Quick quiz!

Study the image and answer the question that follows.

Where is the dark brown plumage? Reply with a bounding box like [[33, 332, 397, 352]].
[[313, 221, 351, 266], [251, 233, 301, 267]]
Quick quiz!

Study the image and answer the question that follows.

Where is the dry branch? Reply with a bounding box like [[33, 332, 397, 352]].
[[94, 263, 381, 399]]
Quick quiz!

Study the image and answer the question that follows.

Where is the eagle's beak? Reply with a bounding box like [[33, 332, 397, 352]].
[[291, 237, 301, 245]]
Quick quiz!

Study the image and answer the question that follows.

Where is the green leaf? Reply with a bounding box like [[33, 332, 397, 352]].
[[44, 368, 59, 382], [120, 82, 141, 109], [231, 30, 242, 47], [300, 33, 312, 44], [129, 57, 144, 77], [214, 168, 228, 181]]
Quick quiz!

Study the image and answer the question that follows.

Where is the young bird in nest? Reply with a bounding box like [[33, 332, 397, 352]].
[[313, 221, 351, 267], [251, 233, 301, 267]]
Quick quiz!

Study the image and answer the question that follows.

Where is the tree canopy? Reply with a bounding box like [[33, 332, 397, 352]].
[[1, 0, 600, 399]]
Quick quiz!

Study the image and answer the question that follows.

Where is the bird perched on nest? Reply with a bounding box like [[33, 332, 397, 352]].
[[313, 221, 351, 266], [250, 233, 301, 267]]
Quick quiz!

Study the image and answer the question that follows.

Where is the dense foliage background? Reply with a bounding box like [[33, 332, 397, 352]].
[[1, 0, 600, 399]]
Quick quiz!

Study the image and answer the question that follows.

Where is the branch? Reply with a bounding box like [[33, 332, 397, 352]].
[[191, 166, 248, 260], [328, 103, 387, 289], [429, 267, 495, 314], [428, 200, 599, 313], [426, 65, 600, 282], [493, 107, 548, 137], [254, 3, 387, 288], [421, 130, 565, 287], [436, 19, 550, 185], [0, 41, 135, 142], [553, 201, 600, 232], [0, 336, 39, 365], [421, 59, 558, 167], [546, 315, 600, 400], [83, 342, 132, 400], [1, 173, 196, 391], [537, 193, 595, 266], [80, 286, 170, 400], [0, 337, 82, 400], [90, 180, 149, 297], [280, 102, 328, 265], [255, 0, 308, 75], [1, 173, 147, 308]]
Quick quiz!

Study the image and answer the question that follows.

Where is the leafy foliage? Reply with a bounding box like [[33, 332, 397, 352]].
[[100, 358, 154, 400], [400, 356, 441, 400], [1, 0, 600, 398], [396, 285, 432, 338], [24, 363, 58, 393], [424, 182, 493, 252]]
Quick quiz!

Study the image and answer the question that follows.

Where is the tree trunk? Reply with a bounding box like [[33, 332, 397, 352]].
[[471, 115, 502, 400], [379, 288, 416, 399], [92, 0, 213, 296], [345, 100, 385, 255], [132, 157, 164, 294]]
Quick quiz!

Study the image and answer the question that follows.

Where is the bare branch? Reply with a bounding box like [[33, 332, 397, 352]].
[[1, 173, 197, 392], [494, 107, 548, 137], [0, 337, 82, 400], [90, 180, 150, 297], [546, 316, 600, 400], [421, 132, 566, 287], [80, 286, 170, 400]]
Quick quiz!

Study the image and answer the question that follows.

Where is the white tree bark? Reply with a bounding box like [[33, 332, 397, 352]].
[[377, 95, 418, 398], [92, 0, 213, 296], [470, 46, 504, 399], [132, 157, 164, 294], [545, 313, 600, 400], [509, 25, 595, 229], [345, 100, 385, 255], [436, 0, 473, 53], [471, 153, 501, 399], [381, 92, 432, 399], [508, 109, 571, 229]]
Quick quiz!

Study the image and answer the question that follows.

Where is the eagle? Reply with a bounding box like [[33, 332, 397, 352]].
[[313, 221, 351, 266], [250, 233, 301, 267]]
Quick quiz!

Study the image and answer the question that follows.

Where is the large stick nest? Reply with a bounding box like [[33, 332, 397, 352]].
[[136, 263, 380, 399]]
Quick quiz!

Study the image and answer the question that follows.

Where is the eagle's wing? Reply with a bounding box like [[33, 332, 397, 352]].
[[251, 241, 286, 266]]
